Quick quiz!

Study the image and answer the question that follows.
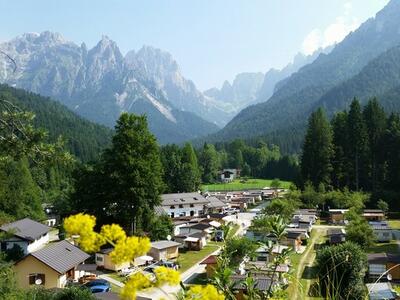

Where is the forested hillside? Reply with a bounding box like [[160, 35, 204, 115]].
[[301, 99, 400, 208], [210, 0, 400, 153], [0, 84, 112, 162]]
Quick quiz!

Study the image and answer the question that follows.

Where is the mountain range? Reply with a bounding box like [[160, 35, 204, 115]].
[[0, 32, 230, 144], [1, 0, 400, 151], [209, 0, 400, 153], [204, 48, 329, 114]]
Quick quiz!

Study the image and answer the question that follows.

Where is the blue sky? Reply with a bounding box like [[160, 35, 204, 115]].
[[0, 0, 389, 90]]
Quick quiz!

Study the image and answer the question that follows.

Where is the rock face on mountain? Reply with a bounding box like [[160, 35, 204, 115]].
[[257, 48, 330, 103], [0, 32, 224, 144], [212, 0, 400, 150], [204, 49, 328, 114], [204, 72, 264, 113]]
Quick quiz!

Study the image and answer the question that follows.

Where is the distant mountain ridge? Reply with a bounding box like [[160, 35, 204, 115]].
[[204, 48, 329, 114], [0, 32, 224, 144], [210, 0, 400, 152]]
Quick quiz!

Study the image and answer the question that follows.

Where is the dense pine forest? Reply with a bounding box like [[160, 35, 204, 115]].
[[301, 98, 400, 209], [0, 84, 113, 162]]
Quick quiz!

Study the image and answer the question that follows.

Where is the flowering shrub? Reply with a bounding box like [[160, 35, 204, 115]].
[[64, 214, 224, 300], [63, 214, 179, 299], [184, 285, 225, 300]]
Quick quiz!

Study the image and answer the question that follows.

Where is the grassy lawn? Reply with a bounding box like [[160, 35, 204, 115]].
[[106, 273, 126, 283], [288, 228, 326, 300], [176, 242, 221, 273], [110, 283, 122, 294], [388, 219, 400, 229], [367, 241, 399, 253], [202, 178, 292, 192]]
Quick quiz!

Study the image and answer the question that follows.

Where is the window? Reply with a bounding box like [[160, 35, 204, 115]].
[[170, 212, 175, 218], [179, 212, 186, 217], [369, 264, 386, 275], [190, 211, 195, 216], [179, 204, 183, 208], [190, 204, 194, 208], [96, 256, 103, 262], [170, 205, 175, 209], [29, 273, 45, 285]]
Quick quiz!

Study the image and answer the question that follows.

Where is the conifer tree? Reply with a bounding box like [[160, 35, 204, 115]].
[[101, 113, 164, 233], [180, 143, 201, 192], [347, 99, 369, 191], [363, 98, 386, 191], [331, 111, 349, 188], [200, 143, 220, 183], [301, 108, 333, 188]]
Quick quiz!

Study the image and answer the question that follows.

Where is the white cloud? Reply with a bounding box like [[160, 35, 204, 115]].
[[302, 29, 322, 56], [301, 2, 360, 55]]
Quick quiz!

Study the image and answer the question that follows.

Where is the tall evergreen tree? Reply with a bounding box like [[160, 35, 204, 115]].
[[180, 143, 201, 192], [301, 108, 333, 188], [331, 111, 350, 188], [347, 99, 369, 191], [384, 114, 400, 191], [200, 143, 220, 183], [160, 144, 182, 193], [77, 113, 165, 234], [363, 99, 386, 191]]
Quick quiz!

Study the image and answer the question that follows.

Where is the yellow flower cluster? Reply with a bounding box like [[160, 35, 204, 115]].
[[109, 236, 151, 265], [63, 213, 96, 236], [63, 214, 151, 265], [63, 214, 183, 300], [63, 213, 105, 252], [154, 266, 181, 286], [120, 273, 153, 300], [185, 285, 225, 300], [100, 224, 127, 244]]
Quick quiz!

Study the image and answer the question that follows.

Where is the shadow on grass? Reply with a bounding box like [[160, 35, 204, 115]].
[[367, 242, 399, 254], [302, 266, 318, 280], [308, 282, 321, 297], [185, 273, 208, 285]]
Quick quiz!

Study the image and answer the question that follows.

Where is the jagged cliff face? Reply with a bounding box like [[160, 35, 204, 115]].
[[125, 46, 233, 125], [0, 32, 224, 143]]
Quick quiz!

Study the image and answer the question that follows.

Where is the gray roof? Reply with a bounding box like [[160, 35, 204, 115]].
[[327, 228, 346, 236], [28, 240, 90, 274], [366, 282, 396, 300], [206, 196, 227, 208], [154, 206, 167, 216], [151, 240, 181, 250], [231, 275, 273, 291], [0, 218, 51, 241], [161, 193, 209, 206]]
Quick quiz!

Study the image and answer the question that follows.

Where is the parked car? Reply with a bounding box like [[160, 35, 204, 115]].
[[119, 266, 140, 277], [78, 274, 97, 284], [83, 279, 111, 293], [215, 230, 224, 241], [143, 265, 157, 274], [159, 260, 179, 270], [224, 208, 239, 215]]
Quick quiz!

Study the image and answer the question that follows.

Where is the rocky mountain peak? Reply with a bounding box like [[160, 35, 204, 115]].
[[36, 31, 65, 44], [129, 45, 179, 75]]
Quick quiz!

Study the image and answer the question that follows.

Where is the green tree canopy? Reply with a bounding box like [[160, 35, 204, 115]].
[[301, 108, 333, 188], [316, 242, 367, 300]]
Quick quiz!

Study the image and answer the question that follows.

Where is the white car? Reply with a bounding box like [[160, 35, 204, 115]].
[[224, 208, 240, 215], [119, 266, 139, 277]]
